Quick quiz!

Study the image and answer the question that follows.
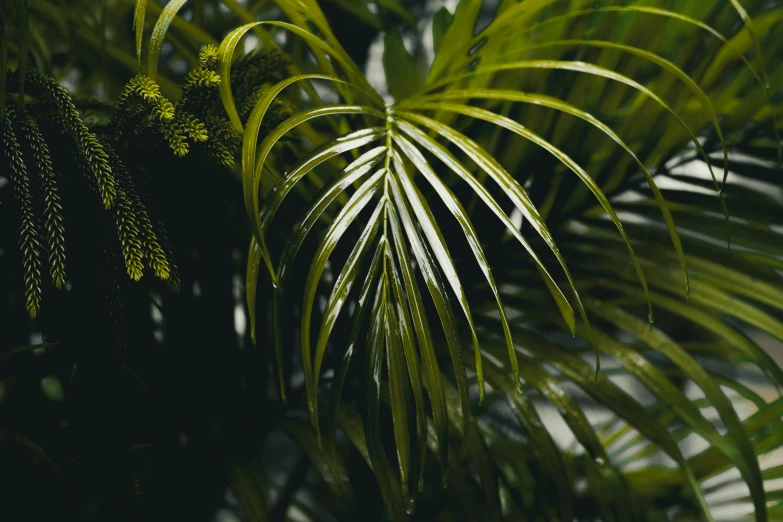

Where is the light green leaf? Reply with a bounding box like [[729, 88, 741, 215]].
[[495, 332, 716, 521], [243, 78, 383, 281], [432, 7, 453, 56], [363, 275, 398, 517], [259, 127, 385, 238], [246, 238, 261, 343], [301, 177, 385, 433], [728, 0, 769, 89], [147, 0, 188, 81], [391, 147, 484, 400], [260, 21, 379, 103], [412, 88, 689, 297], [386, 243, 427, 496], [327, 239, 385, 482], [247, 98, 384, 238], [133, 0, 147, 68], [383, 28, 421, 102], [387, 202, 450, 481], [265, 147, 383, 409], [217, 22, 263, 132], [588, 301, 766, 522], [384, 287, 412, 502], [427, 0, 482, 82], [595, 277, 783, 389], [394, 112, 580, 334], [290, 153, 386, 394], [511, 38, 728, 193], [405, 101, 653, 325], [393, 131, 513, 392], [387, 185, 472, 448], [421, 60, 728, 221]]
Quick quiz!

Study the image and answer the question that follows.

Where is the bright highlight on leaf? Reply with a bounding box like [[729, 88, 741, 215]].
[[17, 0, 775, 518], [147, 0, 189, 81], [224, 1, 783, 518]]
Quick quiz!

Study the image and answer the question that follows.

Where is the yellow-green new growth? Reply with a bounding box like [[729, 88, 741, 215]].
[[19, 112, 67, 289], [198, 44, 219, 70], [117, 75, 175, 121], [105, 145, 172, 282], [166, 111, 209, 156], [113, 184, 145, 282], [116, 74, 211, 157], [176, 112, 208, 143], [185, 68, 221, 90], [179, 47, 222, 114]]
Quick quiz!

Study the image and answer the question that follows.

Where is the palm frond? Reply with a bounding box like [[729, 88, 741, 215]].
[[119, 0, 783, 519]]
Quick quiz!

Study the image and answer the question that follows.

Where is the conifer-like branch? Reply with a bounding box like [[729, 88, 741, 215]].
[[13, 70, 117, 209], [203, 115, 241, 169], [0, 46, 289, 320], [112, 184, 145, 282], [136, 176, 181, 293], [3, 107, 43, 318], [18, 112, 67, 289], [106, 145, 171, 281]]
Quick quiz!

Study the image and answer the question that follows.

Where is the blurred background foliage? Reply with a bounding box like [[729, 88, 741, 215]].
[[1, 0, 783, 521]]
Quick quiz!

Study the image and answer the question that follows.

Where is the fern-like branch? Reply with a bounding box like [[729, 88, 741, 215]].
[[3, 106, 43, 318]]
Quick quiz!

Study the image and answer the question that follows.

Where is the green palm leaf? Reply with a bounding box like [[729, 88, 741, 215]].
[[191, 0, 783, 519]]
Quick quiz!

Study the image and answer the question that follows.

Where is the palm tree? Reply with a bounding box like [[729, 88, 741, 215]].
[[2, 0, 783, 520]]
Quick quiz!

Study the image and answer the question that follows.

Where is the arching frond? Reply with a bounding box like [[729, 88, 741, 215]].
[[98, 0, 783, 520]]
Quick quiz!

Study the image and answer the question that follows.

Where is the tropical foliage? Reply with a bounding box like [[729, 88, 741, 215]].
[[1, 0, 783, 520]]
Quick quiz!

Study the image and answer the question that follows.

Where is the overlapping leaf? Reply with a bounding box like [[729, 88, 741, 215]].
[[199, 0, 783, 519]]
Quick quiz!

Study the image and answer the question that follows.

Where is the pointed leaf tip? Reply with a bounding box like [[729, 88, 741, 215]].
[[432, 7, 453, 56], [147, 0, 189, 81], [383, 28, 422, 102]]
